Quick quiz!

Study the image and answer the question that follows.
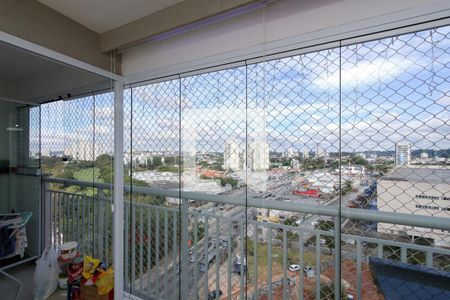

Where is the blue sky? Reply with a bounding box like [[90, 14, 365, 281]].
[[37, 25, 450, 156]]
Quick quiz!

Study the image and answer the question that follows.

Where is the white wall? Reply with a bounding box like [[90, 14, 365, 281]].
[[122, 0, 450, 82]]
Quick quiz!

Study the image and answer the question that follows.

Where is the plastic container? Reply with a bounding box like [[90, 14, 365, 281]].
[[59, 241, 78, 260], [58, 276, 68, 290], [68, 256, 84, 284]]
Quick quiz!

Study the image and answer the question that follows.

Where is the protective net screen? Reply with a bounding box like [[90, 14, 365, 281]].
[[38, 24, 450, 300]]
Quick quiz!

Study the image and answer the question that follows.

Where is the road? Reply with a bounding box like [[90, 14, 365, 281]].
[[136, 200, 247, 299]]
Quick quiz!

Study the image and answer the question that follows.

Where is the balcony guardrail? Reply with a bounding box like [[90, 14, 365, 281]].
[[43, 177, 450, 300]]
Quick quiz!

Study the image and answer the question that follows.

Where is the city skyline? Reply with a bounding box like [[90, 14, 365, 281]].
[[34, 26, 450, 158]]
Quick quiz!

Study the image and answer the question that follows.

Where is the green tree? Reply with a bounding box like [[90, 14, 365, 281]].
[[220, 177, 238, 188], [301, 158, 325, 170], [284, 217, 298, 227], [315, 220, 335, 254], [198, 161, 209, 168], [320, 282, 348, 300], [210, 163, 224, 171], [341, 179, 353, 195], [95, 154, 114, 183], [197, 222, 205, 241], [164, 156, 176, 165], [148, 156, 162, 169], [157, 165, 179, 173]]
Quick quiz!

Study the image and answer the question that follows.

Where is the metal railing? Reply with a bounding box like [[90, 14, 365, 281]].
[[44, 177, 450, 300]]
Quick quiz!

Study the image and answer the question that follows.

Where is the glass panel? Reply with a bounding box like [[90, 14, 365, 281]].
[[0, 102, 41, 258], [341, 25, 450, 299], [181, 67, 246, 299], [247, 47, 340, 299], [123, 23, 450, 300], [40, 92, 114, 264], [126, 80, 180, 297]]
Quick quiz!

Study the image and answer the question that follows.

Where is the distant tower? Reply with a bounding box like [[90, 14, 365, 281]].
[[357, 152, 367, 159], [303, 148, 310, 159], [420, 151, 429, 160], [395, 143, 411, 166], [247, 141, 269, 171], [224, 139, 240, 170], [433, 150, 438, 160], [291, 159, 300, 169], [316, 145, 327, 159], [284, 148, 295, 158]]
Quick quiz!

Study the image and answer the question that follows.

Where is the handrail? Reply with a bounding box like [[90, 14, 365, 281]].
[[43, 177, 450, 231]]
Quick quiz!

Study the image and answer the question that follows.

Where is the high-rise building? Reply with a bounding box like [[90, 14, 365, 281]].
[[395, 143, 411, 166], [291, 159, 300, 169], [316, 145, 327, 159], [224, 139, 240, 170], [303, 148, 310, 159], [357, 152, 367, 159], [65, 140, 106, 161], [284, 148, 295, 158], [247, 141, 269, 171]]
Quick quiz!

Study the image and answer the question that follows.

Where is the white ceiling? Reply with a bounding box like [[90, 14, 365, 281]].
[[37, 0, 184, 33], [0, 42, 110, 104], [0, 43, 56, 80]]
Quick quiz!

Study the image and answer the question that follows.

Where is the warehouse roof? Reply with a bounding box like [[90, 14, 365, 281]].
[[383, 166, 450, 184]]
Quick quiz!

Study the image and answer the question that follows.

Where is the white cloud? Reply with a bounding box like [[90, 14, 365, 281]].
[[313, 56, 415, 90]]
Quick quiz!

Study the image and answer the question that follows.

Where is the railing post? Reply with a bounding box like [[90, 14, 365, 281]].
[[426, 251, 433, 268], [334, 215, 341, 300], [41, 178, 51, 252], [113, 79, 124, 299], [97, 188, 105, 264], [180, 198, 189, 300], [356, 240, 362, 300]]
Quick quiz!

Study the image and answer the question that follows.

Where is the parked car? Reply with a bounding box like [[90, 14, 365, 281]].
[[207, 289, 223, 300], [304, 265, 315, 278], [199, 263, 206, 273], [303, 265, 313, 273], [289, 264, 300, 272]]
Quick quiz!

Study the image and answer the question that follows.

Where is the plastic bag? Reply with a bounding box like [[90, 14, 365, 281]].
[[33, 246, 60, 299], [82, 255, 100, 279], [95, 267, 114, 295]]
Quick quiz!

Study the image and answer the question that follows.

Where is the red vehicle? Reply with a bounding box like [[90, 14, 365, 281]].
[[293, 189, 321, 198], [348, 201, 359, 208]]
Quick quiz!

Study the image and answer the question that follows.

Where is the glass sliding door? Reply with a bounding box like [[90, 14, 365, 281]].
[[124, 23, 450, 300], [340, 25, 450, 300], [40, 91, 114, 264], [124, 80, 181, 298], [246, 47, 341, 299], [181, 67, 247, 299]]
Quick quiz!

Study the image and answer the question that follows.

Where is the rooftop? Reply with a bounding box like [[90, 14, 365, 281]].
[[383, 166, 450, 185], [370, 257, 450, 300]]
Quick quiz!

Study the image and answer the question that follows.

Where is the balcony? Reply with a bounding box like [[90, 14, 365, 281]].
[[1, 2, 450, 300], [44, 177, 450, 300]]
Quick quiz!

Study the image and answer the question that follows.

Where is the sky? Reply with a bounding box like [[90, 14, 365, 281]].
[[34, 25, 450, 157]]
